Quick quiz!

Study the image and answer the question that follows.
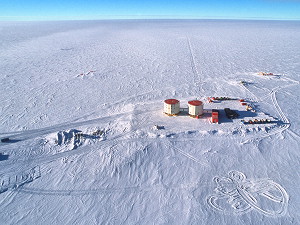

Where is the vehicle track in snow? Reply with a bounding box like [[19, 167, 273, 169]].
[[186, 37, 203, 95], [207, 170, 289, 217], [286, 129, 300, 142], [270, 87, 289, 124], [242, 87, 290, 144], [186, 37, 198, 83], [0, 85, 175, 137], [0, 113, 127, 143], [239, 83, 260, 102], [12, 139, 207, 196], [163, 140, 208, 167], [241, 78, 299, 144], [0, 106, 159, 144], [17, 179, 201, 196], [1, 134, 151, 183], [0, 103, 159, 177]]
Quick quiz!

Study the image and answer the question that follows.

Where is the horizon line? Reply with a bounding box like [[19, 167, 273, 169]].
[[1, 15, 300, 22]]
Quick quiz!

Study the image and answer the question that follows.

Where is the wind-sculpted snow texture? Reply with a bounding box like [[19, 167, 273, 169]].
[[0, 20, 300, 225], [0, 166, 41, 193]]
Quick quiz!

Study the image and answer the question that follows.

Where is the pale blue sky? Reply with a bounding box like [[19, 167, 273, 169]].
[[0, 0, 300, 21]]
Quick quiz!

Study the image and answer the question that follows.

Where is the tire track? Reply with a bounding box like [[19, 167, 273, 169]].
[[242, 81, 298, 144], [186, 37, 203, 95], [0, 86, 174, 137], [0, 110, 154, 175], [17, 181, 202, 197], [239, 83, 260, 102], [187, 37, 198, 82], [163, 140, 208, 167], [0, 106, 159, 143]]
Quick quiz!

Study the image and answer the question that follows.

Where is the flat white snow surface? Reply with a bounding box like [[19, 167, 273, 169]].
[[1, 20, 300, 225]]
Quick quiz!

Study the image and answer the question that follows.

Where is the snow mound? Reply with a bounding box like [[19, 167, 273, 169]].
[[45, 128, 105, 151]]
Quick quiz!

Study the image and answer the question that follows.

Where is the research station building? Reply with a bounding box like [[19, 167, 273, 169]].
[[164, 99, 180, 116], [188, 100, 203, 117]]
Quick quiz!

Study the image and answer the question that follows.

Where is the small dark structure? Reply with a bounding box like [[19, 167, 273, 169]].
[[1, 138, 10, 143], [154, 125, 165, 130], [224, 108, 239, 119]]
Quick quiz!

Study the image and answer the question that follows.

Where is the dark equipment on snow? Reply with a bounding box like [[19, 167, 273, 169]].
[[224, 108, 239, 119], [1, 138, 10, 143]]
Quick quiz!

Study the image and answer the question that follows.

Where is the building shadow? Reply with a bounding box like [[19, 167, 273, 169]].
[[0, 154, 9, 161], [0, 139, 21, 144]]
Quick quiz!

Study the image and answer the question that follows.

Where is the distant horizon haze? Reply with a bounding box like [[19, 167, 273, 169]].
[[0, 0, 300, 21]]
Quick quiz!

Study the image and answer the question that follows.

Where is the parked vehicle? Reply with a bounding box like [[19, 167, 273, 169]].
[[224, 108, 239, 119]]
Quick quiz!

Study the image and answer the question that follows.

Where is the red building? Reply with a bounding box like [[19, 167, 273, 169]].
[[212, 111, 219, 123]]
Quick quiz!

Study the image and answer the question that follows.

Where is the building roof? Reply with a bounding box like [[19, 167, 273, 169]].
[[188, 100, 203, 106], [164, 99, 179, 104]]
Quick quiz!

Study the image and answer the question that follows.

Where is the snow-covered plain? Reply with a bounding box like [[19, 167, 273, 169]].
[[0, 20, 300, 224]]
